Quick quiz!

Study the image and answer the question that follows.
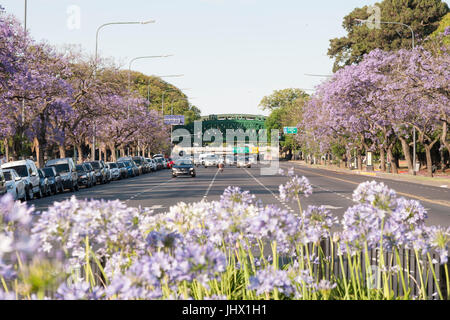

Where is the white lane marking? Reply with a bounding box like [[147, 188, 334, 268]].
[[203, 169, 220, 200], [441, 185, 448, 188], [147, 205, 165, 210], [126, 179, 173, 202], [322, 205, 344, 210], [244, 168, 297, 213]]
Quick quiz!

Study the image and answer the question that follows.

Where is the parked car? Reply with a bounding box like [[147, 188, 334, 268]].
[[100, 160, 112, 183], [153, 157, 164, 170], [122, 160, 139, 177], [2, 169, 26, 201], [131, 157, 146, 174], [45, 158, 79, 192], [146, 158, 157, 172], [106, 162, 121, 180], [0, 168, 6, 196], [38, 169, 53, 197], [116, 162, 129, 179], [172, 159, 196, 178], [86, 161, 108, 184], [83, 163, 97, 187], [42, 166, 64, 194], [2, 159, 42, 200], [76, 164, 94, 188]]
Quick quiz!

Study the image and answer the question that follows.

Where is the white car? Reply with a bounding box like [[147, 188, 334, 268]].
[[106, 163, 121, 180], [1, 159, 41, 200], [204, 155, 220, 168], [3, 169, 26, 201], [236, 156, 252, 168]]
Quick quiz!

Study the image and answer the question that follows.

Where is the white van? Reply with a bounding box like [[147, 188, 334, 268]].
[[1, 159, 41, 200]]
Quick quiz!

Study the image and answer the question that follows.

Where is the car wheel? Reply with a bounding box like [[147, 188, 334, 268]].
[[36, 188, 43, 199], [75, 183, 80, 192]]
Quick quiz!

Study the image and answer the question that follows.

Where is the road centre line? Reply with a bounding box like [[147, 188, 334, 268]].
[[293, 165, 450, 208]]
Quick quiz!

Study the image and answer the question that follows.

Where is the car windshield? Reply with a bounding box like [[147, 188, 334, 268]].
[[84, 164, 93, 170], [38, 170, 44, 178], [5, 165, 28, 177], [76, 165, 85, 172], [3, 172, 12, 181], [133, 159, 142, 165], [42, 168, 55, 177], [50, 164, 70, 174], [117, 162, 125, 168], [90, 162, 100, 169], [124, 161, 131, 166], [109, 163, 118, 169], [175, 160, 193, 166]]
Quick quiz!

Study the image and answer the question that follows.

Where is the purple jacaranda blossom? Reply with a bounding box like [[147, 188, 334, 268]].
[[279, 175, 313, 203], [249, 268, 295, 296], [146, 229, 183, 250]]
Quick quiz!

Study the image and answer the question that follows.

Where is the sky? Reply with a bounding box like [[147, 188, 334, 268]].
[[0, 0, 380, 117]]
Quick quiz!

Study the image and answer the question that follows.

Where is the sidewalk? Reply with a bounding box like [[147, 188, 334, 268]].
[[289, 160, 450, 189]]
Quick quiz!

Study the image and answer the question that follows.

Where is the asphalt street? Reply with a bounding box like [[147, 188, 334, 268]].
[[29, 162, 450, 228]]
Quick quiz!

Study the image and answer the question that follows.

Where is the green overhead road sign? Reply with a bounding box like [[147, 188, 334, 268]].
[[233, 147, 250, 154], [283, 127, 298, 134]]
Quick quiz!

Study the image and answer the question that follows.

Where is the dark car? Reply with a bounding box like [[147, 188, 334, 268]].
[[76, 164, 93, 188], [0, 168, 6, 196], [38, 169, 53, 197], [83, 163, 96, 187], [86, 161, 108, 184], [42, 166, 64, 194], [45, 158, 79, 192], [172, 159, 196, 178], [116, 162, 129, 179]]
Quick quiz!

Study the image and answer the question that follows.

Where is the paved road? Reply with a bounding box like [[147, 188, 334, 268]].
[[29, 162, 450, 228]]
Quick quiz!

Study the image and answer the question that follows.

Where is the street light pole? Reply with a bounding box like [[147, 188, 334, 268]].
[[92, 19, 155, 161], [127, 55, 173, 117], [355, 18, 417, 174]]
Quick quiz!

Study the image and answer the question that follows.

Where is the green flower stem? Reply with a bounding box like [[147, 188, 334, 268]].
[[394, 247, 408, 299], [364, 242, 373, 299], [427, 253, 443, 300], [414, 249, 427, 300], [445, 264, 449, 300], [337, 243, 350, 299]]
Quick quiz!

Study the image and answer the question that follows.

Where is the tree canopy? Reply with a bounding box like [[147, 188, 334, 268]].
[[328, 0, 449, 72]]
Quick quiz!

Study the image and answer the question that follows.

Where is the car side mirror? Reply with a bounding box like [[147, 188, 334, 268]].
[[15, 177, 22, 182], [31, 172, 37, 176]]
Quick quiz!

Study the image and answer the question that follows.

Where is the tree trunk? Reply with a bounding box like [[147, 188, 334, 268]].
[[399, 137, 413, 175], [380, 148, 386, 172], [357, 149, 362, 171], [109, 143, 117, 162], [387, 146, 398, 174], [424, 145, 434, 177], [59, 145, 66, 159], [3, 138, 9, 163], [120, 148, 125, 158], [34, 137, 45, 168], [76, 145, 83, 164], [442, 120, 450, 157]]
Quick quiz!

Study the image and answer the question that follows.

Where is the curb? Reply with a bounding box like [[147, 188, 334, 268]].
[[289, 161, 450, 189]]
